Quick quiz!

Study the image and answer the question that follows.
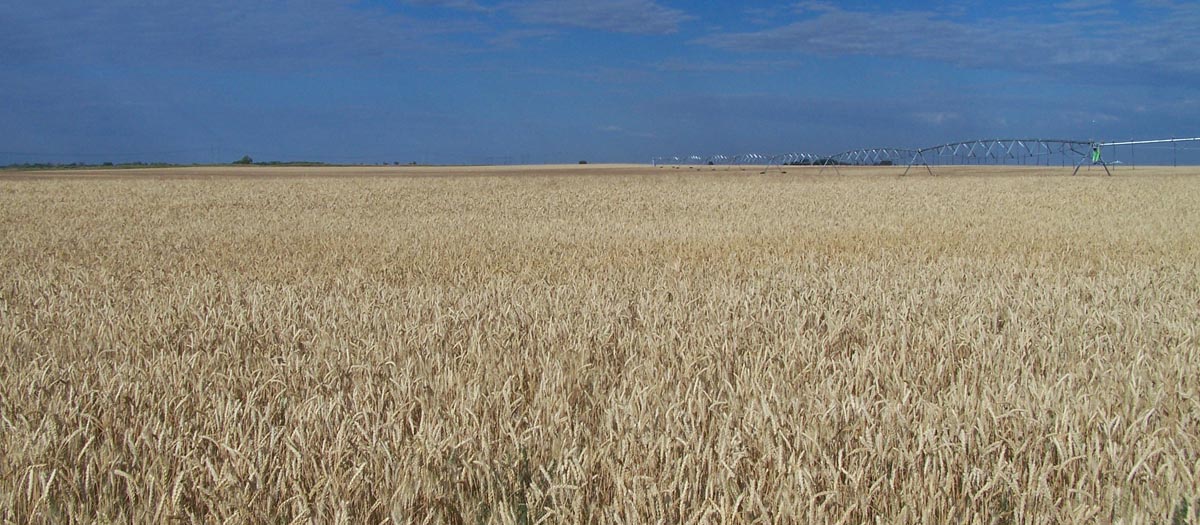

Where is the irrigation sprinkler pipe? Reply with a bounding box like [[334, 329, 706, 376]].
[[1100, 137, 1200, 147]]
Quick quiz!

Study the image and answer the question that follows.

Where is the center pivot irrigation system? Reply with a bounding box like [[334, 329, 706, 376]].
[[653, 137, 1200, 175]]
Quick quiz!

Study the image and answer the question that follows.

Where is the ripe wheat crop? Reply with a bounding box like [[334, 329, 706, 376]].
[[1, 165, 1198, 523]]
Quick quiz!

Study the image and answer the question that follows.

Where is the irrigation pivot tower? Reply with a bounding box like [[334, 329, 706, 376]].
[[1074, 142, 1112, 176]]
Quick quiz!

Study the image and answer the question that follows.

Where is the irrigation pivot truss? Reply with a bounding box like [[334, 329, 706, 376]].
[[830, 147, 922, 166], [910, 137, 1200, 176], [653, 153, 775, 166], [901, 138, 1093, 176], [654, 136, 1200, 175]]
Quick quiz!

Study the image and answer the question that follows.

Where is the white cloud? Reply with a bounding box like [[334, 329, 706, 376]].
[[401, 0, 694, 36], [913, 112, 961, 126], [1054, 0, 1113, 9], [402, 0, 492, 12], [505, 0, 692, 35], [3, 0, 480, 68], [654, 58, 804, 73], [487, 28, 559, 48], [696, 3, 1200, 81]]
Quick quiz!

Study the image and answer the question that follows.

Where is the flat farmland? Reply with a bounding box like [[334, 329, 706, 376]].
[[1, 165, 1198, 523]]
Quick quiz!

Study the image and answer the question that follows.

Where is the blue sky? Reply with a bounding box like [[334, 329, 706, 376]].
[[3, 0, 1199, 164]]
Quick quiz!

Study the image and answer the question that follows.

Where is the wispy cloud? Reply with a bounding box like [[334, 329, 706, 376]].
[[1053, 0, 1113, 9], [2, 0, 479, 68], [398, 0, 692, 35], [696, 3, 1200, 81], [401, 0, 493, 12], [598, 124, 656, 139], [487, 28, 560, 48], [654, 58, 804, 73], [913, 112, 961, 126], [504, 0, 692, 35]]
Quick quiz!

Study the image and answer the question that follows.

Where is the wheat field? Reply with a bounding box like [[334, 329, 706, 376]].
[[1, 165, 1197, 523]]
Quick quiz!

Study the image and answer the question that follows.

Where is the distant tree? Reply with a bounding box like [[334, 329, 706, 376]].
[[579, 160, 588, 164], [233, 155, 253, 165]]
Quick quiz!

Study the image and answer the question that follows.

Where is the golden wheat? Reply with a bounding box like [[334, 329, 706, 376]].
[[0, 165, 1197, 523]]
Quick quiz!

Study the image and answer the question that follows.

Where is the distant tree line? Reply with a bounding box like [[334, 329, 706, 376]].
[[1, 161, 180, 170], [2, 158, 333, 170]]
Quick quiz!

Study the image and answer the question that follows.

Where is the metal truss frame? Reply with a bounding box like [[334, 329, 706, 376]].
[[830, 147, 921, 166], [655, 136, 1200, 175], [902, 139, 1092, 175]]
